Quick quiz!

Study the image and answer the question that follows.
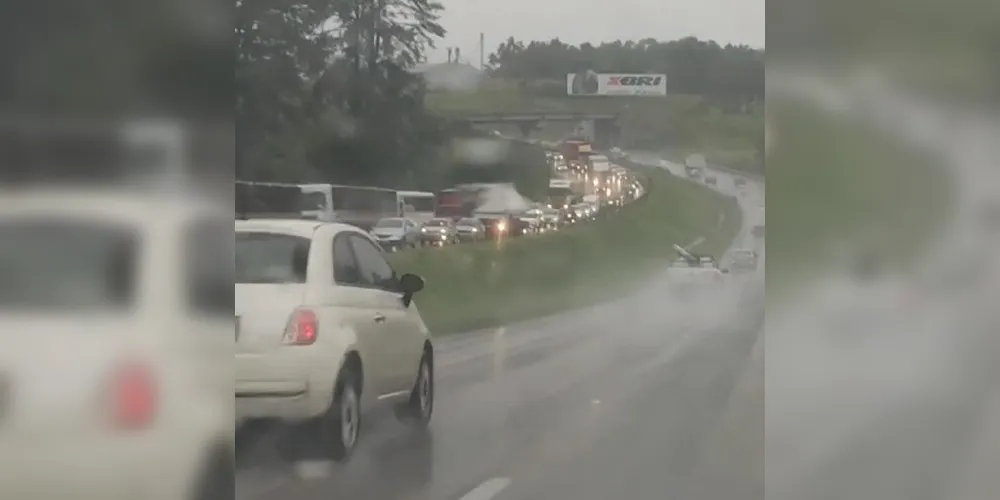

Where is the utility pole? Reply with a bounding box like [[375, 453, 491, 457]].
[[479, 33, 485, 69]]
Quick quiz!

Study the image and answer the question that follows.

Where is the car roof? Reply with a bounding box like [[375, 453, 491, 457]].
[[0, 187, 224, 225], [235, 218, 357, 238]]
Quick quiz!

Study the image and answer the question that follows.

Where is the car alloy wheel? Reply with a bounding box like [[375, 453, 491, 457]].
[[339, 385, 359, 450], [417, 362, 432, 417]]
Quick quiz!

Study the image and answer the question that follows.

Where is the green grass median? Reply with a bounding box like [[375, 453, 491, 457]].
[[388, 167, 742, 334]]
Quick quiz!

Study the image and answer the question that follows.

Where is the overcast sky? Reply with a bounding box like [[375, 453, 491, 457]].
[[429, 0, 765, 65]]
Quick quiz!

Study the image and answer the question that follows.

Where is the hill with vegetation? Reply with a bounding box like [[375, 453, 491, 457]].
[[427, 37, 765, 174], [236, 0, 766, 188]]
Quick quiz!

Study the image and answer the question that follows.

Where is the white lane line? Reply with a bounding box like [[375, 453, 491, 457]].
[[459, 477, 512, 500], [493, 327, 507, 375], [293, 460, 333, 479]]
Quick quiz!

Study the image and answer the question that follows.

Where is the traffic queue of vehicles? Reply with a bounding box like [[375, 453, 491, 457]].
[[235, 144, 639, 255]]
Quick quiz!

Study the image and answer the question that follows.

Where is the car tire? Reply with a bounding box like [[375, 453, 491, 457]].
[[395, 353, 433, 427], [304, 367, 361, 462]]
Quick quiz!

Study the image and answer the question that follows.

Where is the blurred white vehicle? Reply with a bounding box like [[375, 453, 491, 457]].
[[729, 249, 760, 272], [666, 257, 727, 288], [370, 217, 420, 251], [684, 153, 707, 178], [0, 189, 233, 500], [235, 219, 434, 462]]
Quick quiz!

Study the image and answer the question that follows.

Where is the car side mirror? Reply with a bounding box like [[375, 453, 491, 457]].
[[398, 273, 424, 307]]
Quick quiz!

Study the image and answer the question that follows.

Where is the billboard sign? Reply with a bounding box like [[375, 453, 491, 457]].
[[566, 71, 667, 96]]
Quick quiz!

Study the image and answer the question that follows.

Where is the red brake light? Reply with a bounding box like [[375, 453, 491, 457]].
[[284, 309, 318, 345], [111, 362, 156, 429]]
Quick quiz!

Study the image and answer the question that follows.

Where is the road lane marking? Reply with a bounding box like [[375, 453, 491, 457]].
[[493, 327, 507, 376], [459, 477, 511, 500], [293, 460, 333, 479]]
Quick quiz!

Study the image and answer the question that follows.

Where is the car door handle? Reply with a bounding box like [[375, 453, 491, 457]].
[[373, 313, 386, 323]]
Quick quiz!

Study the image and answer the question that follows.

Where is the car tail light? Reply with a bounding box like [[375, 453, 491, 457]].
[[283, 309, 318, 346], [110, 362, 157, 430]]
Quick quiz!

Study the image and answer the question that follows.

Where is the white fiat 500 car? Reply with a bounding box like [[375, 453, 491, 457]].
[[0, 188, 233, 500], [235, 218, 434, 461]]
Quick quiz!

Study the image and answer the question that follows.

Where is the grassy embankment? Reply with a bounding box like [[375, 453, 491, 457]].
[[766, 104, 954, 297], [388, 166, 741, 334], [425, 78, 764, 175]]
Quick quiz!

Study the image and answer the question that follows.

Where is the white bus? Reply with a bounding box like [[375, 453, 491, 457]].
[[236, 181, 402, 230], [300, 183, 402, 230], [397, 190, 435, 225]]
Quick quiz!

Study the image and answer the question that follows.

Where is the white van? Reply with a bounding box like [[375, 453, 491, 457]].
[[397, 190, 435, 225]]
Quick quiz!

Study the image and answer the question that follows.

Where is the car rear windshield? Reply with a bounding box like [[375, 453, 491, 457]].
[[236, 232, 310, 284], [0, 219, 137, 310]]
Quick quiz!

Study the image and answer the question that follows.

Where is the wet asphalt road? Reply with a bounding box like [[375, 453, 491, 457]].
[[237, 162, 765, 500]]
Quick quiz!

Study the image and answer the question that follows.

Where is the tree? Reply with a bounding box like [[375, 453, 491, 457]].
[[235, 0, 448, 185]]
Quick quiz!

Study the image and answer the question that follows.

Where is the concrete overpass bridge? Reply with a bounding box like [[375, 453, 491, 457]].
[[460, 112, 621, 149]]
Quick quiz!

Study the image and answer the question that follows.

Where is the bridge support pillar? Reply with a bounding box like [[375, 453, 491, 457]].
[[515, 120, 541, 138], [593, 119, 621, 149]]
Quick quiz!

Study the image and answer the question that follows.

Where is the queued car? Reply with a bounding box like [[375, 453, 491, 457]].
[[236, 219, 434, 462], [370, 217, 420, 251], [730, 249, 759, 272], [419, 217, 459, 246], [560, 207, 580, 225], [572, 203, 595, 220], [540, 208, 561, 232], [479, 215, 512, 240], [455, 217, 486, 242], [516, 208, 544, 235]]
